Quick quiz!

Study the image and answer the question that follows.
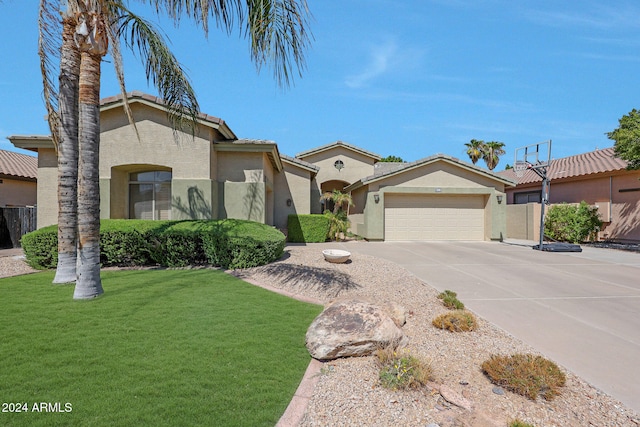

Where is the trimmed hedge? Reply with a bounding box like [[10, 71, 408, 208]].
[[287, 214, 330, 243], [21, 219, 285, 270]]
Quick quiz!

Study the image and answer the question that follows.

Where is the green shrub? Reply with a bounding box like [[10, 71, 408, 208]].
[[20, 225, 58, 269], [287, 214, 330, 243], [21, 219, 285, 270], [201, 219, 285, 269], [482, 353, 566, 400], [544, 201, 603, 243], [437, 290, 465, 310], [510, 420, 535, 427]]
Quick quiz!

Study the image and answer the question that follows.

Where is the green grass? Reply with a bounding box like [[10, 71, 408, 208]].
[[0, 270, 323, 427]]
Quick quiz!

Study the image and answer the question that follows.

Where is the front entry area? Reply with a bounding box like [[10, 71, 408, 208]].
[[384, 194, 485, 241]]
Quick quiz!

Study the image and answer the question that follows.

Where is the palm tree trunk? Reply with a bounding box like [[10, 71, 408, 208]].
[[53, 15, 80, 284], [74, 49, 103, 299]]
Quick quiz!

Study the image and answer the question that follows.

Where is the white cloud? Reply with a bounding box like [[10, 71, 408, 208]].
[[345, 40, 398, 89]]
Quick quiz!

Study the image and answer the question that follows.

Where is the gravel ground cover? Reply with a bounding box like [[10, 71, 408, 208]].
[[235, 245, 640, 427], [3, 247, 639, 426]]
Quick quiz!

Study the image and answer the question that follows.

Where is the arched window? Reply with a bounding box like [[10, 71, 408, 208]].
[[129, 171, 171, 220]]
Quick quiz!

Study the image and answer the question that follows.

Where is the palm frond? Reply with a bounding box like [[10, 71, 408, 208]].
[[104, 6, 140, 140], [140, 0, 244, 35], [112, 3, 200, 136], [39, 0, 62, 149], [246, 0, 312, 87]]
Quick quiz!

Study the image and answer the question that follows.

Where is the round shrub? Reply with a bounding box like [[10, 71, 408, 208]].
[[432, 310, 477, 332], [482, 353, 566, 400]]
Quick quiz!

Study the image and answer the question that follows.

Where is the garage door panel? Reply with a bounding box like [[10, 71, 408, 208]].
[[384, 195, 485, 241]]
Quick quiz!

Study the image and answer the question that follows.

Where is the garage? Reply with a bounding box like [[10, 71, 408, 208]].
[[384, 194, 486, 241]]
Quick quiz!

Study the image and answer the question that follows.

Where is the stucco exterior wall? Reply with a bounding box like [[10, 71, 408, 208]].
[[368, 162, 506, 191], [299, 146, 376, 188], [274, 163, 312, 230], [100, 105, 213, 180], [35, 148, 57, 227], [0, 178, 36, 207]]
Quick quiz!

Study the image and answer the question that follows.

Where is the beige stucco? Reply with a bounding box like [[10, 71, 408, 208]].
[[347, 159, 509, 241], [0, 178, 37, 207], [34, 148, 58, 227], [273, 160, 315, 230]]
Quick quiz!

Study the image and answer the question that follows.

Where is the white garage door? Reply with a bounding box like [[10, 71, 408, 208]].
[[384, 194, 485, 241]]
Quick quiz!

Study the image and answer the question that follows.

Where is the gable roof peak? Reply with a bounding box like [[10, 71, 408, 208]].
[[295, 140, 382, 160]]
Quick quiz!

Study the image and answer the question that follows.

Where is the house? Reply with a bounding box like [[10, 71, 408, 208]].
[[10, 91, 514, 241], [501, 147, 640, 242], [0, 149, 37, 207]]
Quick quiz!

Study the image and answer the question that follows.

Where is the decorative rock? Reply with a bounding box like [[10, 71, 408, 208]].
[[492, 386, 505, 395], [440, 384, 473, 410], [383, 301, 407, 327], [305, 298, 408, 360]]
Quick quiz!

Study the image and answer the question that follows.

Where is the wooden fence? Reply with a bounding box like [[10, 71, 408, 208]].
[[0, 207, 37, 248]]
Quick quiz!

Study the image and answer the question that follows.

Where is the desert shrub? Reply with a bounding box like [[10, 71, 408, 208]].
[[437, 289, 464, 310], [544, 201, 603, 243], [21, 219, 285, 270], [481, 354, 566, 400], [287, 214, 330, 243], [20, 225, 58, 269], [509, 420, 535, 427], [375, 347, 432, 390], [325, 210, 351, 241], [432, 310, 477, 332]]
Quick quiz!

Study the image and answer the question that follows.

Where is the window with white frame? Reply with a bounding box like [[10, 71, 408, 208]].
[[129, 171, 172, 220]]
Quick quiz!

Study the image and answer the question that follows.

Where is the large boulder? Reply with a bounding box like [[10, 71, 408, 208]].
[[305, 299, 408, 360]]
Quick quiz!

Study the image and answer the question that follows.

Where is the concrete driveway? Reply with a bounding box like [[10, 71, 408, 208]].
[[328, 239, 640, 413]]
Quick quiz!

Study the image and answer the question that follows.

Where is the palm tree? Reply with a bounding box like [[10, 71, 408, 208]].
[[465, 139, 485, 165], [482, 141, 506, 171], [39, 0, 312, 299], [320, 190, 354, 215], [39, 3, 81, 284]]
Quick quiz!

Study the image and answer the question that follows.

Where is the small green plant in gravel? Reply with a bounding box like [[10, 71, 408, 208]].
[[482, 353, 566, 400], [375, 347, 432, 390], [432, 310, 477, 332], [509, 419, 535, 427], [437, 289, 465, 310]]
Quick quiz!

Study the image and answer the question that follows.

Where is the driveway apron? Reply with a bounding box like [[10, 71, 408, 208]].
[[329, 240, 640, 413]]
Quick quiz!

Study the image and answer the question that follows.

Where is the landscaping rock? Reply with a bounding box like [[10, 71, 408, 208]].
[[383, 301, 407, 327], [305, 298, 407, 360]]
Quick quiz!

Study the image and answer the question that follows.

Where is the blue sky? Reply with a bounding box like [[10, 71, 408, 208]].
[[2, 1, 640, 170]]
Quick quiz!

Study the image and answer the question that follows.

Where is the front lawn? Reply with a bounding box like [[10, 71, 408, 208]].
[[0, 269, 322, 427]]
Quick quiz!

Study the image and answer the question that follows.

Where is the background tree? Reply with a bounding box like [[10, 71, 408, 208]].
[[607, 109, 640, 170], [379, 155, 405, 162], [39, 0, 312, 299], [465, 139, 485, 164], [482, 141, 506, 170]]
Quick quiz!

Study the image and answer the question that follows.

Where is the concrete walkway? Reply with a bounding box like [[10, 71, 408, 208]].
[[326, 239, 640, 413]]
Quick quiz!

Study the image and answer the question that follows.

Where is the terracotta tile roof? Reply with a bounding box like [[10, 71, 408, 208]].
[[499, 147, 628, 185], [0, 149, 37, 180]]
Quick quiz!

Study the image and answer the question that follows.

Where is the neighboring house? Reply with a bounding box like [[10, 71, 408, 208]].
[[10, 91, 514, 241], [0, 149, 37, 207], [501, 147, 640, 242]]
